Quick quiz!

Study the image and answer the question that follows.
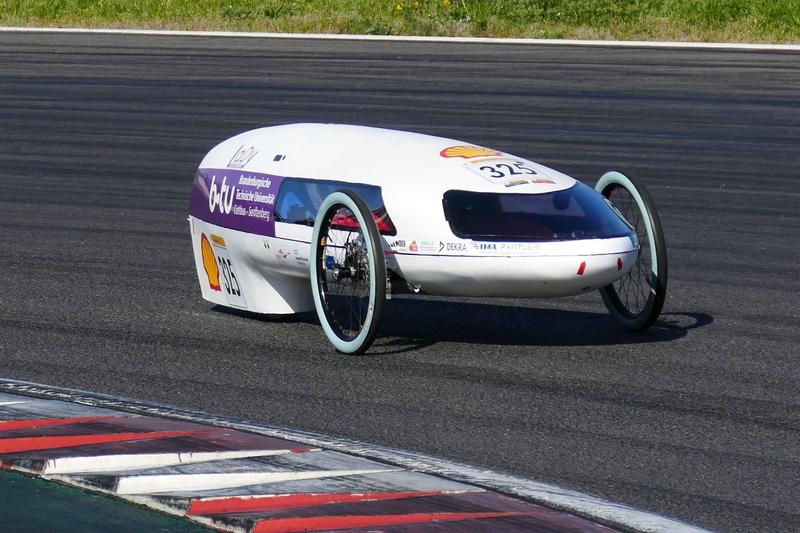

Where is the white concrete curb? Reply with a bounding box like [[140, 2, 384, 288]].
[[0, 26, 798, 51], [114, 468, 399, 495], [41, 449, 311, 475], [0, 379, 709, 533]]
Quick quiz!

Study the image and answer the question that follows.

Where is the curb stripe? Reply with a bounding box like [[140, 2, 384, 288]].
[[0, 26, 799, 51], [0, 416, 124, 432], [42, 448, 317, 475], [116, 468, 399, 495], [188, 490, 475, 515], [0, 430, 214, 453], [253, 512, 530, 533], [0, 380, 710, 532]]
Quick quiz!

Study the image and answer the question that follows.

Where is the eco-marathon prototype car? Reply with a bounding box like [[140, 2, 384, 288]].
[[190, 124, 668, 354]]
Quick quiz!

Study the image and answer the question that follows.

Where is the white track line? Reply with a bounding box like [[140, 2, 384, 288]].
[[42, 449, 318, 475], [0, 26, 798, 51], [2, 376, 709, 531], [114, 468, 398, 495]]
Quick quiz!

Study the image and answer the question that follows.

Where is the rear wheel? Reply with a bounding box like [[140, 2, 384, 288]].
[[310, 190, 385, 354], [596, 171, 668, 331]]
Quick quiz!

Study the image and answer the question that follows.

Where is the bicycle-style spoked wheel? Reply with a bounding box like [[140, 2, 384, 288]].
[[310, 190, 386, 354], [596, 171, 668, 331]]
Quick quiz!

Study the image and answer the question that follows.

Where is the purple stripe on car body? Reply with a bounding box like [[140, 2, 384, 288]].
[[190, 168, 284, 237]]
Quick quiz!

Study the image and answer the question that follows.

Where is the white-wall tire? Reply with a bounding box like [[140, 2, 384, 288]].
[[596, 171, 668, 331], [310, 190, 385, 354]]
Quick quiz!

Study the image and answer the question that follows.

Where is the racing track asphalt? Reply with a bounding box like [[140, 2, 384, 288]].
[[0, 32, 798, 533]]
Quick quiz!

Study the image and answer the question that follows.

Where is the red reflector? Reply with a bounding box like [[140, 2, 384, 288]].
[[617, 257, 623, 271], [577, 261, 586, 276]]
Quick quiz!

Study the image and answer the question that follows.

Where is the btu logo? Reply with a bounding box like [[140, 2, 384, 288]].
[[208, 175, 235, 214]]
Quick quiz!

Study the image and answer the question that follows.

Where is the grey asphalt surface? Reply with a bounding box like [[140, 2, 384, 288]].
[[1, 32, 798, 533]]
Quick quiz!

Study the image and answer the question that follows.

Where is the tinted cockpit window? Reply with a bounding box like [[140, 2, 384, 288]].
[[443, 183, 634, 241], [275, 178, 395, 234]]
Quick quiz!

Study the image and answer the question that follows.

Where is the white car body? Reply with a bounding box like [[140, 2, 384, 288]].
[[189, 124, 638, 314]]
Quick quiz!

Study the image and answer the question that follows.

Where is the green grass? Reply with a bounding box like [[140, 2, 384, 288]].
[[0, 469, 211, 533], [1, 0, 798, 43]]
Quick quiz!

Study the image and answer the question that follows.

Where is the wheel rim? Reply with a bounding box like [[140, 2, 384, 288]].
[[603, 183, 654, 317], [316, 205, 374, 341]]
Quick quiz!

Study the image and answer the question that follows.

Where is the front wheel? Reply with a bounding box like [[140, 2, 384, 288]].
[[596, 171, 668, 331], [310, 190, 386, 354]]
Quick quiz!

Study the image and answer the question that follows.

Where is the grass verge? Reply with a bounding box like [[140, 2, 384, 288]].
[[0, 0, 798, 43]]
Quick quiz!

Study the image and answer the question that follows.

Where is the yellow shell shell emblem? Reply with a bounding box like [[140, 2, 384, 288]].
[[440, 145, 501, 159], [200, 233, 221, 291]]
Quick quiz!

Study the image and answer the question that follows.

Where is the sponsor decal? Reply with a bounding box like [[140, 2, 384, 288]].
[[418, 240, 439, 252], [397, 239, 544, 256], [390, 239, 407, 251], [465, 158, 561, 189], [207, 173, 273, 219], [203, 232, 247, 308], [208, 175, 236, 215], [234, 189, 276, 205], [443, 242, 467, 253], [440, 145, 502, 159], [228, 145, 258, 169], [200, 233, 221, 292], [292, 249, 309, 265], [190, 169, 283, 238], [405, 239, 464, 254], [471, 241, 547, 256], [470, 242, 501, 256], [482, 242, 547, 256], [276, 249, 290, 260]]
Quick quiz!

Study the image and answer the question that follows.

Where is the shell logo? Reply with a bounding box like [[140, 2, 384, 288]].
[[200, 233, 221, 291], [440, 145, 501, 159]]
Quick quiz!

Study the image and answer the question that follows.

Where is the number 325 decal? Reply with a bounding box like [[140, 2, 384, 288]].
[[217, 255, 241, 297], [478, 160, 538, 179], [201, 233, 247, 308]]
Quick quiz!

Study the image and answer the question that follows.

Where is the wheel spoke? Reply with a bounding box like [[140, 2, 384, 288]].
[[318, 206, 373, 339], [597, 173, 667, 332], [606, 184, 654, 316]]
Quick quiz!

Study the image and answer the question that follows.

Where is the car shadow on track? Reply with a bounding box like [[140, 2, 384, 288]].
[[212, 299, 712, 354], [369, 298, 713, 354]]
